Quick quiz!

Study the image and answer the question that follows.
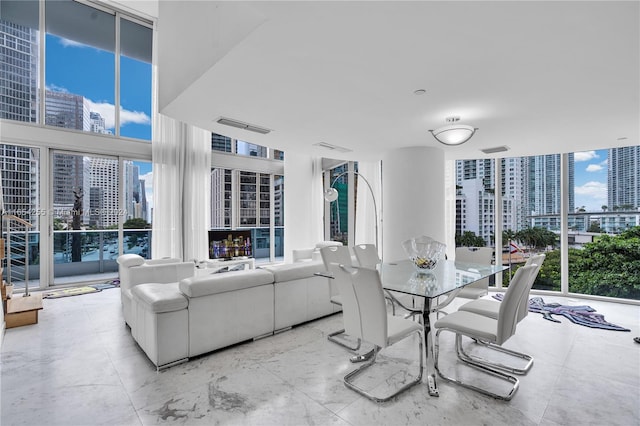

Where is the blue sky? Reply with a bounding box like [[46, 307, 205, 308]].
[[573, 149, 608, 212], [46, 34, 152, 140]]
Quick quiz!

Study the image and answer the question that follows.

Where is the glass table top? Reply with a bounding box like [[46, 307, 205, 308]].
[[380, 259, 508, 299]]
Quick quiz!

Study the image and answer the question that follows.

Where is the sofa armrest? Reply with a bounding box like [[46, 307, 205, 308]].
[[179, 269, 274, 298], [129, 262, 195, 286]]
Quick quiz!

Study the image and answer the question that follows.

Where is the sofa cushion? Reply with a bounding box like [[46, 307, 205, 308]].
[[117, 254, 145, 267], [132, 282, 188, 313], [179, 269, 274, 297], [265, 261, 326, 282]]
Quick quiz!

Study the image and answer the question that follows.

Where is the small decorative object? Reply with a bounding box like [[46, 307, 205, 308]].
[[402, 236, 446, 271]]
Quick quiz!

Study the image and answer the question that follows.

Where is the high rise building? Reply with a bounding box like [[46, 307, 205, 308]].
[[0, 144, 39, 226], [210, 168, 231, 228], [90, 111, 112, 134], [608, 146, 640, 210], [0, 20, 38, 122], [45, 90, 90, 131], [89, 158, 119, 227], [529, 154, 574, 229], [211, 133, 232, 153]]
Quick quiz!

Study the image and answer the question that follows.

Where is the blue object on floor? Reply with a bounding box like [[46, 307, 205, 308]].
[[492, 294, 631, 332]]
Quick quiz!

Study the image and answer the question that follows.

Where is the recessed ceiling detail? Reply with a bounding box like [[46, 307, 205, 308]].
[[216, 117, 271, 134], [313, 142, 353, 153], [481, 146, 510, 154]]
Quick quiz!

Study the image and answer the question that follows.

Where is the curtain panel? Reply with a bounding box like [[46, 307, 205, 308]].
[[152, 114, 211, 261]]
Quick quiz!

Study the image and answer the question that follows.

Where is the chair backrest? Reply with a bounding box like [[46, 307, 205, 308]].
[[353, 244, 380, 268], [496, 264, 537, 344], [328, 263, 362, 338], [320, 245, 353, 270], [517, 253, 546, 322], [348, 266, 389, 348], [455, 247, 493, 289]]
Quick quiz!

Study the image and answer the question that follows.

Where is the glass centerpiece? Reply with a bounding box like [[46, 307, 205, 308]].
[[402, 236, 446, 272]]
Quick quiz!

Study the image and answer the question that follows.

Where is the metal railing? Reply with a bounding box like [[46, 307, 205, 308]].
[[2, 215, 34, 296]]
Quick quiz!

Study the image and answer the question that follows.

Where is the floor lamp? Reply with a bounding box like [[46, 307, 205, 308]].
[[323, 171, 380, 260]]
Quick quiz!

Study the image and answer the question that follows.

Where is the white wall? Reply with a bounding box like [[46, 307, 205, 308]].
[[382, 146, 446, 262], [283, 153, 323, 263]]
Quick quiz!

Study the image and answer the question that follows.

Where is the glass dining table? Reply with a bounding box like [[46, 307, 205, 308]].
[[380, 259, 508, 397]]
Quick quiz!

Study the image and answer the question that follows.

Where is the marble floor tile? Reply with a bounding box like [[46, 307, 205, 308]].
[[1, 287, 638, 426]]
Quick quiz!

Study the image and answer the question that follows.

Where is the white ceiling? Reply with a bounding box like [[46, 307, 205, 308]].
[[152, 1, 639, 162]]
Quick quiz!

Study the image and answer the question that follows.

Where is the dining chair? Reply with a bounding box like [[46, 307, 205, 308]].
[[454, 247, 494, 299], [320, 246, 361, 351], [454, 254, 546, 375], [334, 264, 424, 403], [352, 243, 380, 268], [433, 264, 538, 400]]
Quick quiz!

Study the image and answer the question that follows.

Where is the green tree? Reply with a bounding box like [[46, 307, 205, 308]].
[[455, 231, 486, 247], [569, 227, 640, 299], [587, 222, 602, 233], [123, 218, 150, 229]]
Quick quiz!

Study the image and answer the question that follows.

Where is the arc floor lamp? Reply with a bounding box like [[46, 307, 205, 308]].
[[323, 171, 380, 259]]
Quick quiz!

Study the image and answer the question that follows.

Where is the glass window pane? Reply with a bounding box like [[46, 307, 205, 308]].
[[0, 0, 39, 123], [119, 18, 151, 140], [569, 145, 640, 300], [327, 165, 349, 245], [45, 0, 115, 135], [212, 133, 232, 153], [123, 160, 152, 258], [236, 140, 267, 158], [0, 143, 40, 291], [52, 152, 119, 285]]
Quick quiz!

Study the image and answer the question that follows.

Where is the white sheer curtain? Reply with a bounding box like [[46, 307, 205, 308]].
[[355, 161, 382, 252], [443, 159, 456, 260], [152, 114, 211, 261], [310, 157, 324, 243]]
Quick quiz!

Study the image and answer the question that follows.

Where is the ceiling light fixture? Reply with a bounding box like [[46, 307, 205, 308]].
[[429, 116, 477, 146], [216, 117, 271, 134]]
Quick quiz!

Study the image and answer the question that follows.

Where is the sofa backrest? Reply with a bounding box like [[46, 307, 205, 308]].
[[179, 269, 274, 298]]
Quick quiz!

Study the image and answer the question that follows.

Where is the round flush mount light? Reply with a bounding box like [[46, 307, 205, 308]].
[[414, 89, 426, 95], [429, 116, 478, 146]]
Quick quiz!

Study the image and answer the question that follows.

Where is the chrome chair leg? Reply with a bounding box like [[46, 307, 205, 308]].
[[343, 330, 423, 403], [328, 328, 362, 352], [455, 336, 533, 375], [434, 329, 519, 401], [349, 348, 375, 363]]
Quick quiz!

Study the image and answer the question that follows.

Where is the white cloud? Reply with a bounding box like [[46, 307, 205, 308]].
[[59, 38, 87, 48], [574, 151, 599, 162], [586, 164, 603, 172], [84, 99, 150, 130], [46, 84, 70, 93], [574, 181, 608, 211]]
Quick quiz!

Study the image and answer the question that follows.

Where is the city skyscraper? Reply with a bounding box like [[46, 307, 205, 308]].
[[45, 90, 90, 130], [51, 153, 90, 224], [0, 20, 38, 123], [89, 158, 119, 227], [608, 146, 640, 210]]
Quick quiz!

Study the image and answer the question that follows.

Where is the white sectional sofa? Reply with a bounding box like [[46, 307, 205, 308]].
[[116, 254, 196, 327], [121, 254, 339, 369]]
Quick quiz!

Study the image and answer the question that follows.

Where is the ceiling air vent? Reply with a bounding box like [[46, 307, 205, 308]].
[[216, 117, 271, 134], [313, 142, 352, 153], [481, 146, 510, 154]]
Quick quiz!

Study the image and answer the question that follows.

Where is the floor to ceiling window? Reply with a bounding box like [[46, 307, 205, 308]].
[[568, 145, 640, 300], [1, 0, 154, 289], [210, 134, 285, 264], [51, 151, 120, 285], [455, 146, 639, 302]]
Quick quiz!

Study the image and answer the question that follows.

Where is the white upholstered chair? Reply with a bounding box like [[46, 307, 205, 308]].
[[320, 246, 361, 351], [352, 243, 380, 268], [433, 264, 538, 400], [455, 253, 546, 374], [334, 264, 423, 402], [455, 247, 494, 299]]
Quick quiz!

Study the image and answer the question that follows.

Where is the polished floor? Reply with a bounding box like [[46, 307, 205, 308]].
[[1, 288, 638, 426]]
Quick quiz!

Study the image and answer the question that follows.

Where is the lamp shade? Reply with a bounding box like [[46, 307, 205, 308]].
[[324, 187, 339, 202], [430, 124, 477, 146]]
